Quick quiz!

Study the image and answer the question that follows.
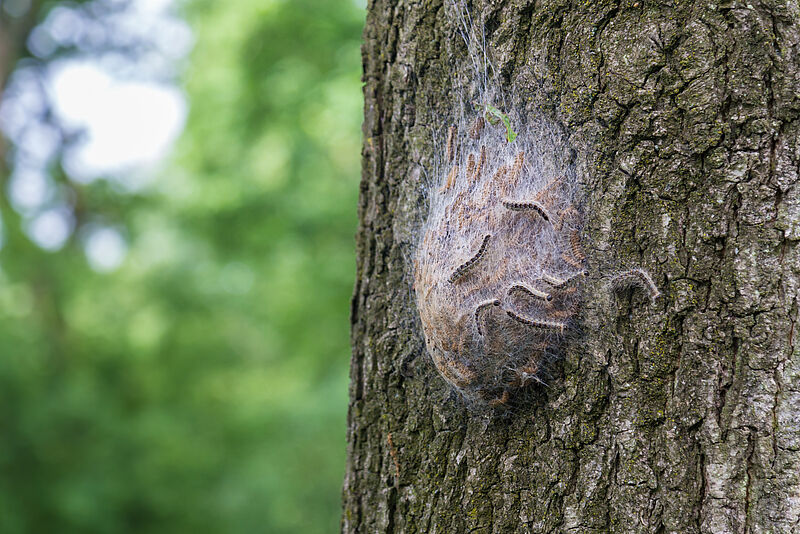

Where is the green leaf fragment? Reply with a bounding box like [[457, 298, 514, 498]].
[[483, 104, 517, 143]]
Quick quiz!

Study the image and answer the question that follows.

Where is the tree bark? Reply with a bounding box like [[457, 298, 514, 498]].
[[343, 1, 800, 532]]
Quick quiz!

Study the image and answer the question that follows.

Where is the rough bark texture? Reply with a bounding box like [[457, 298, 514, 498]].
[[344, 1, 800, 532]]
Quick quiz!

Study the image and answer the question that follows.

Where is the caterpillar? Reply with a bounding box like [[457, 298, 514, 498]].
[[448, 234, 491, 284], [501, 200, 551, 222], [473, 145, 486, 180], [440, 164, 459, 193], [470, 116, 485, 139], [474, 299, 501, 336], [541, 271, 587, 289], [465, 153, 476, 181], [506, 310, 566, 335], [510, 151, 525, 181], [570, 230, 585, 261], [562, 252, 584, 270], [508, 283, 552, 302], [612, 268, 661, 302], [446, 125, 457, 163], [488, 390, 509, 407]]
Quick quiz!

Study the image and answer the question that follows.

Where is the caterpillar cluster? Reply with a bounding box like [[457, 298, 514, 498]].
[[413, 113, 588, 405], [411, 1, 658, 406]]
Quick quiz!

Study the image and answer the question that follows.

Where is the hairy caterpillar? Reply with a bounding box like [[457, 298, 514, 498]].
[[506, 310, 566, 335], [412, 0, 658, 405], [474, 299, 501, 336], [541, 271, 588, 289], [611, 268, 661, 303], [501, 199, 551, 221], [473, 145, 486, 180], [446, 125, 457, 162], [508, 283, 552, 302], [448, 234, 491, 284], [570, 230, 585, 262]]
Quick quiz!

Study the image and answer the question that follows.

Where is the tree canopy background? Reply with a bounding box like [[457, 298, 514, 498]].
[[0, 0, 364, 532]]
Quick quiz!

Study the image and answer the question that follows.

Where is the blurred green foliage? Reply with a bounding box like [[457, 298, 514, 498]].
[[0, 0, 363, 532]]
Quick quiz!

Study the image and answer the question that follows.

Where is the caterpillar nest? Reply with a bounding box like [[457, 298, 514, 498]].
[[413, 116, 661, 406], [413, 1, 660, 407], [414, 115, 589, 405]]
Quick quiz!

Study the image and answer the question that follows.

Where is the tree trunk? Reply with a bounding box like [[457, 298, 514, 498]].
[[343, 1, 800, 532]]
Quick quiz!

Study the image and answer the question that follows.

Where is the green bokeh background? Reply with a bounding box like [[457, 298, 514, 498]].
[[0, 0, 364, 532]]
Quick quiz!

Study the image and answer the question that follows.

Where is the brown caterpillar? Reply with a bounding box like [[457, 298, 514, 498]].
[[570, 230, 585, 261], [562, 253, 584, 270], [508, 283, 552, 302], [448, 234, 491, 284], [465, 153, 476, 180], [488, 390, 509, 407], [541, 270, 588, 289], [386, 433, 400, 485], [492, 164, 507, 182], [440, 164, 459, 193], [472, 145, 486, 180], [506, 310, 566, 334], [510, 151, 525, 180], [502, 200, 551, 222], [470, 116, 485, 139], [474, 299, 501, 335], [446, 125, 457, 163], [612, 268, 661, 302]]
